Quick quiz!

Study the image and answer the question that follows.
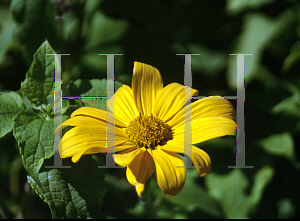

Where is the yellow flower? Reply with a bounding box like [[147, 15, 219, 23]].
[[56, 62, 236, 197]]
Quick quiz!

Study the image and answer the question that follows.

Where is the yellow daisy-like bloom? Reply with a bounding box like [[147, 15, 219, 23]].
[[56, 62, 236, 197]]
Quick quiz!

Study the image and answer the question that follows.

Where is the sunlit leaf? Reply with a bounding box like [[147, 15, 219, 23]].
[[261, 132, 296, 162], [13, 110, 106, 218], [28, 156, 106, 219], [21, 41, 55, 105], [13, 110, 54, 183]]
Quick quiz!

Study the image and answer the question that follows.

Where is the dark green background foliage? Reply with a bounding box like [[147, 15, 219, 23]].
[[0, 0, 299, 219]]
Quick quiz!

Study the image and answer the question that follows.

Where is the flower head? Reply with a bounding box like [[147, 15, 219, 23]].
[[56, 62, 236, 197]]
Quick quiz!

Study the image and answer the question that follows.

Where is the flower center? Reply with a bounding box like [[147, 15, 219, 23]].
[[126, 114, 173, 149]]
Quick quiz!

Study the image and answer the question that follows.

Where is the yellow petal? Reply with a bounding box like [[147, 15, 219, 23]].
[[135, 183, 145, 197], [154, 83, 198, 122], [62, 115, 105, 127], [148, 148, 186, 197], [107, 85, 139, 123], [126, 151, 154, 196], [173, 117, 236, 144], [169, 97, 236, 129], [114, 147, 144, 167], [62, 126, 127, 149], [59, 122, 129, 163], [69, 143, 132, 163], [61, 139, 130, 163], [127, 150, 154, 184], [71, 107, 128, 128], [114, 141, 141, 153], [57, 115, 127, 138], [161, 140, 211, 177], [132, 62, 163, 115], [54, 114, 107, 135], [126, 165, 137, 186]]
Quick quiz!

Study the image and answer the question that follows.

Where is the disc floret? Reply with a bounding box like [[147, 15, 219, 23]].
[[126, 114, 173, 149]]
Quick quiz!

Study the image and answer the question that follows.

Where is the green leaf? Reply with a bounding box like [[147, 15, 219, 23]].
[[226, 0, 275, 15], [205, 167, 274, 218], [10, 0, 26, 23], [248, 166, 274, 214], [272, 82, 300, 119], [0, 92, 25, 138], [28, 157, 106, 219], [21, 40, 55, 105], [81, 45, 124, 74], [0, 6, 17, 63], [84, 11, 128, 49], [67, 79, 123, 110], [61, 12, 80, 43], [227, 10, 294, 89], [260, 132, 296, 162], [282, 42, 300, 73], [10, 0, 58, 64], [13, 110, 55, 183], [66, 79, 94, 96], [61, 100, 70, 115], [277, 198, 296, 219], [167, 169, 223, 217], [174, 43, 226, 77], [128, 168, 223, 218], [13, 110, 106, 218]]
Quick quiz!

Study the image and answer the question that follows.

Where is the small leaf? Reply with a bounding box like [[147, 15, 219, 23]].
[[21, 40, 55, 105], [282, 42, 300, 73], [0, 92, 25, 138], [261, 132, 296, 162], [62, 12, 80, 43], [61, 100, 70, 115], [66, 79, 93, 96], [68, 79, 123, 110], [248, 166, 274, 214], [271, 81, 300, 120], [277, 198, 296, 219]]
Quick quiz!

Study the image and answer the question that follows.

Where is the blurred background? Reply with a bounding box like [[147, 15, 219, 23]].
[[0, 0, 299, 218]]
